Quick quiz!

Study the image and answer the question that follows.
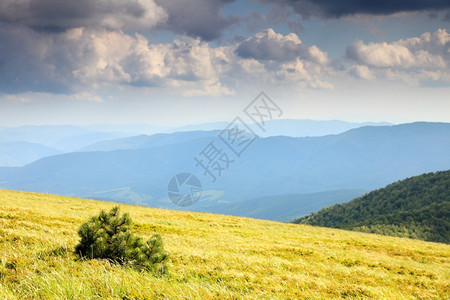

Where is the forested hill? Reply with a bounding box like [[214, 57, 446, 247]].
[[293, 170, 450, 243]]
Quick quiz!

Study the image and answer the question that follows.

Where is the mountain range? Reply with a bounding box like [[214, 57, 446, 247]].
[[0, 121, 448, 221], [0, 119, 390, 166], [0, 141, 62, 167]]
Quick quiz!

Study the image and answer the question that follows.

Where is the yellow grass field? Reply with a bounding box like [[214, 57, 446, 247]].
[[0, 189, 449, 299]]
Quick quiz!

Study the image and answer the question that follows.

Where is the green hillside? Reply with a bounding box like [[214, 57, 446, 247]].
[[294, 170, 450, 243], [0, 190, 449, 299]]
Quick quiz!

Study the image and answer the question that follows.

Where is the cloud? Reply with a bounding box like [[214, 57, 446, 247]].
[[2, 95, 31, 103], [259, 0, 450, 19], [72, 92, 104, 103], [275, 59, 334, 89], [121, 34, 234, 95], [236, 28, 304, 61], [154, 0, 236, 40], [234, 29, 332, 89], [347, 41, 417, 68], [0, 24, 141, 94], [235, 28, 328, 64], [0, 24, 234, 96], [239, 5, 304, 34], [0, 23, 72, 94], [0, 0, 238, 41], [0, 0, 167, 32], [346, 29, 450, 83], [348, 65, 374, 79], [0, 22, 334, 95]]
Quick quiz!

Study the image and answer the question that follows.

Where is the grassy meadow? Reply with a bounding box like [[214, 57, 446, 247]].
[[0, 189, 449, 299]]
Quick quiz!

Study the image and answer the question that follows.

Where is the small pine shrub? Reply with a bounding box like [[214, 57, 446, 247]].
[[75, 206, 168, 273]]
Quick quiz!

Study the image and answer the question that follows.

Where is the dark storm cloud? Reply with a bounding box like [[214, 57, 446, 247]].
[[259, 0, 450, 19], [0, 0, 237, 40], [0, 23, 72, 94], [154, 0, 237, 40], [0, 0, 167, 32]]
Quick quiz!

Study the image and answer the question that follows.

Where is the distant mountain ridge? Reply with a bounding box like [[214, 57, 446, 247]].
[[0, 142, 62, 167], [294, 170, 450, 243], [0, 120, 391, 167], [77, 120, 391, 152], [77, 131, 220, 152], [0, 125, 130, 152], [173, 119, 392, 137]]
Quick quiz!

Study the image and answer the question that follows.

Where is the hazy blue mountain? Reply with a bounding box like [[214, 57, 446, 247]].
[[0, 125, 132, 152], [0, 120, 392, 155], [78, 120, 391, 152], [251, 119, 392, 137], [173, 119, 391, 137], [0, 142, 62, 167], [78, 131, 220, 152], [201, 189, 366, 221], [0, 125, 93, 144], [0, 122, 448, 221], [81, 124, 172, 135], [172, 122, 230, 132]]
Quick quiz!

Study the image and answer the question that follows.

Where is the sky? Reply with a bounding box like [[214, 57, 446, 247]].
[[0, 0, 449, 127]]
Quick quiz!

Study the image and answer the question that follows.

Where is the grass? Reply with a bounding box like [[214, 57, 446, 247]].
[[0, 189, 449, 299]]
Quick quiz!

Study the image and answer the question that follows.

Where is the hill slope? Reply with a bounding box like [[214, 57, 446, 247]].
[[294, 171, 450, 243], [0, 189, 449, 299]]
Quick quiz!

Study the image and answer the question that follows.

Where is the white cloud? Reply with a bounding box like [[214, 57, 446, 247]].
[[234, 29, 332, 89], [72, 92, 104, 103], [308, 45, 328, 65], [235, 28, 328, 64], [121, 35, 234, 96], [348, 41, 416, 68], [348, 65, 374, 80], [274, 59, 334, 89], [346, 29, 450, 84], [3, 95, 31, 103]]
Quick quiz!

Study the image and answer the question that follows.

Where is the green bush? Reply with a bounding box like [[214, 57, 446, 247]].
[[75, 206, 168, 273]]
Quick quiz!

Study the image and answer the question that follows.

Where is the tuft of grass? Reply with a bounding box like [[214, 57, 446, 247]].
[[0, 189, 449, 299]]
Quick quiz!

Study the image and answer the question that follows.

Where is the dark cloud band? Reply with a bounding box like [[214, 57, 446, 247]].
[[154, 0, 236, 40], [0, 0, 236, 40], [0, 0, 166, 32], [259, 0, 450, 19]]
